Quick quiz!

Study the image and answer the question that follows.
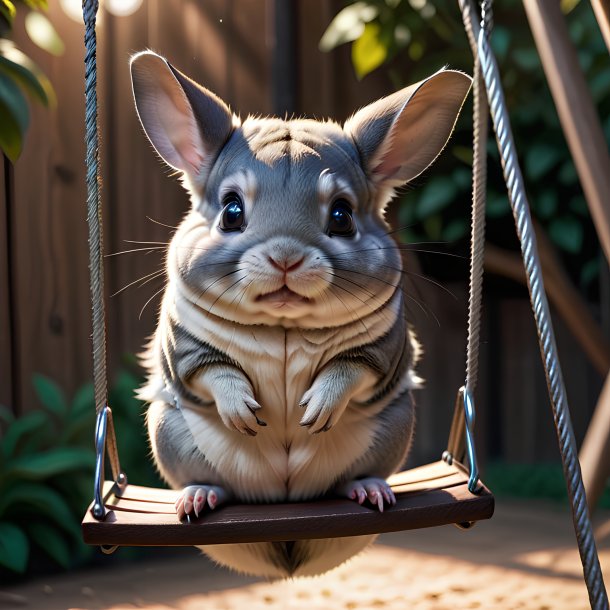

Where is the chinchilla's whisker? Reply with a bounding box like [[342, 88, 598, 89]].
[[226, 279, 257, 351], [176, 245, 245, 257], [139, 285, 166, 320], [333, 266, 441, 325], [405, 291, 440, 327], [189, 258, 242, 268], [327, 284, 372, 340], [194, 268, 245, 304], [146, 215, 179, 230], [124, 239, 171, 245], [400, 269, 458, 300], [334, 261, 458, 301], [106, 246, 167, 257], [381, 224, 420, 238], [329, 273, 395, 329], [111, 268, 165, 297], [397, 248, 466, 259], [208, 274, 248, 316], [329, 279, 391, 342], [323, 245, 465, 259], [332, 266, 401, 292]]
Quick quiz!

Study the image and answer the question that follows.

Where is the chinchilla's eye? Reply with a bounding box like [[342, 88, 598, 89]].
[[327, 199, 355, 237], [219, 192, 245, 232]]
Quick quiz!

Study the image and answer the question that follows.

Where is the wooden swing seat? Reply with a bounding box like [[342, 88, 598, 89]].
[[81, 459, 494, 547]]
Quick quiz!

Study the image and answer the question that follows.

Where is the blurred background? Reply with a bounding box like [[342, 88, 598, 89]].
[[0, 0, 608, 581]]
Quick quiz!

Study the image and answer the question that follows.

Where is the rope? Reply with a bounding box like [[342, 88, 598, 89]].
[[459, 1, 608, 607], [83, 0, 108, 416], [464, 10, 489, 397]]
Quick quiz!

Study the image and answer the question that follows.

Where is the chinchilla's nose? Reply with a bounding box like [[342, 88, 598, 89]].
[[267, 253, 304, 272], [264, 239, 306, 273]]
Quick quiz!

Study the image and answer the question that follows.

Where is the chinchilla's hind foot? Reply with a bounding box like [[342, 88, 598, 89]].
[[336, 477, 396, 512], [175, 484, 232, 519]]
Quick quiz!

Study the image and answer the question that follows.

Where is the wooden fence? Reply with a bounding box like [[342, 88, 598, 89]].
[[0, 0, 606, 467]]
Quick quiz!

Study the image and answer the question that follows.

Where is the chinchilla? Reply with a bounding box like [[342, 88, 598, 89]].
[[131, 50, 471, 578]]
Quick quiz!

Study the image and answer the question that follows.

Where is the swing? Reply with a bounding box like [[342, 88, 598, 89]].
[[79, 1, 607, 607]]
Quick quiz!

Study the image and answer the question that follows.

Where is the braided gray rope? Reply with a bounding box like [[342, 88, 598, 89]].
[[83, 0, 107, 417], [459, 1, 608, 607], [465, 29, 488, 396]]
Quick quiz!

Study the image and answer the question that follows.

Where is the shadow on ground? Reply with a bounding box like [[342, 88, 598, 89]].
[[2, 500, 609, 610]]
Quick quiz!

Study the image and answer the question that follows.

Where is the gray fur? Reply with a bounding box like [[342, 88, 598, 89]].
[[131, 51, 471, 578]]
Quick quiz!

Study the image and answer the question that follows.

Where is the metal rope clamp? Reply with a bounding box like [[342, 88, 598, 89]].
[[443, 386, 481, 496], [92, 404, 128, 553]]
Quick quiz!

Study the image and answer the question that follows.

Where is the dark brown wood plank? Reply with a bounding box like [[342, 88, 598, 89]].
[[83, 481, 493, 546], [82, 462, 494, 546]]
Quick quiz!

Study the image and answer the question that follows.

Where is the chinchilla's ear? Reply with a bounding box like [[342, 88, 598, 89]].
[[130, 51, 236, 186], [344, 69, 472, 194]]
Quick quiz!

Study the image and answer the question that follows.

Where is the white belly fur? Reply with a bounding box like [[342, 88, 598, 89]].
[[171, 289, 400, 502]]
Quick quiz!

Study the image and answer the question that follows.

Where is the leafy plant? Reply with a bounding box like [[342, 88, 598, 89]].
[[0, 0, 61, 162], [321, 0, 608, 293], [485, 461, 610, 508], [0, 365, 160, 576], [0, 377, 95, 574]]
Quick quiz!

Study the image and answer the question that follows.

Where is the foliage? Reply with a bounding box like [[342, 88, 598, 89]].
[[0, 0, 60, 162], [0, 365, 159, 576], [321, 0, 609, 292], [485, 461, 610, 509]]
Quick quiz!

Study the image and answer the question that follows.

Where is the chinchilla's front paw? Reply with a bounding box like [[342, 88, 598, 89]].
[[214, 377, 266, 436], [298, 383, 349, 434]]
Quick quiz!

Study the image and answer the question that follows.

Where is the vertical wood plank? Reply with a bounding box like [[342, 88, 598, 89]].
[[0, 157, 14, 411], [11, 4, 91, 411]]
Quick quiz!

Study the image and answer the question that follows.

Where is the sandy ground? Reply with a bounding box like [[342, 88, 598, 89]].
[[2, 499, 609, 610]]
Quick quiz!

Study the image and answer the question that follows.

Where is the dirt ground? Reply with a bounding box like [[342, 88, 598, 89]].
[[2, 499, 609, 610]]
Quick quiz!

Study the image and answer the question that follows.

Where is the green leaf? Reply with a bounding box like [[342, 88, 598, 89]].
[[452, 145, 473, 166], [408, 40, 425, 61], [32, 374, 68, 417], [0, 483, 81, 540], [0, 0, 16, 25], [534, 190, 557, 219], [548, 216, 583, 254], [4, 447, 95, 481], [558, 160, 577, 185], [0, 523, 29, 573], [452, 167, 471, 190], [71, 383, 94, 418], [61, 408, 95, 445], [319, 1, 378, 52], [568, 195, 589, 217], [491, 26, 510, 61], [442, 218, 468, 242], [512, 48, 540, 71], [422, 214, 442, 241], [580, 257, 600, 288], [2, 410, 49, 458], [352, 22, 388, 80], [0, 56, 49, 107], [0, 40, 56, 106], [0, 71, 28, 162], [415, 177, 457, 220], [590, 70, 610, 102], [0, 404, 15, 426], [22, 0, 48, 9], [487, 194, 510, 218], [24, 12, 65, 57], [27, 522, 71, 568], [525, 144, 561, 180]]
